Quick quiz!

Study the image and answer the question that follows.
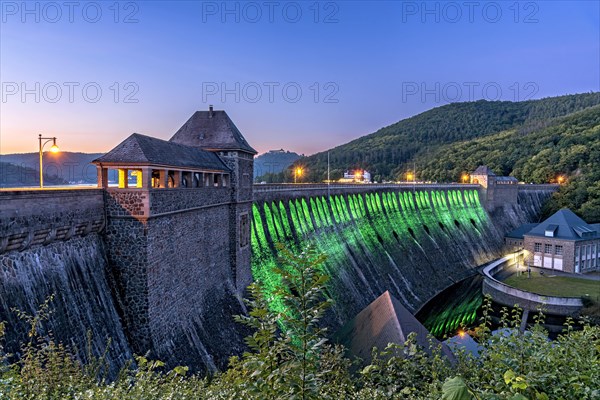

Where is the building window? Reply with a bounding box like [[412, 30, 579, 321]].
[[555, 245, 563, 256], [239, 213, 249, 248], [544, 244, 552, 254], [534, 243, 542, 252]]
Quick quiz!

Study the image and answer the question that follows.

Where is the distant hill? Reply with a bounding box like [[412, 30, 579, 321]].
[[0, 152, 104, 185], [296, 93, 600, 183], [0, 162, 67, 188], [294, 92, 600, 222], [254, 149, 302, 180]]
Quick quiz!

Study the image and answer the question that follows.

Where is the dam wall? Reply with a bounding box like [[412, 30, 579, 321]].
[[0, 183, 554, 375], [0, 189, 132, 377], [251, 187, 553, 332]]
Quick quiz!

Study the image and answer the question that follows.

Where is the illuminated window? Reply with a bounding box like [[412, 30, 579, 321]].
[[534, 243, 542, 252], [544, 244, 552, 254], [555, 245, 563, 256]]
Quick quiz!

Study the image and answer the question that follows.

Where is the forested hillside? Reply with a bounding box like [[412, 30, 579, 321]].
[[420, 105, 600, 222], [254, 149, 302, 181], [296, 93, 600, 183], [292, 93, 600, 221]]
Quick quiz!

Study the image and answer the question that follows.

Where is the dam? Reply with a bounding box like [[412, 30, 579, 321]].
[[0, 109, 556, 374], [251, 184, 551, 330]]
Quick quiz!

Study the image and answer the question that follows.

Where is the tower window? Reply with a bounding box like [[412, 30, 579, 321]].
[[239, 213, 249, 248]]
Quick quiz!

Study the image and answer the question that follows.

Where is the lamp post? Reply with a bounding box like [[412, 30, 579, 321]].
[[327, 151, 330, 200], [295, 167, 303, 184], [462, 174, 469, 184], [38, 134, 59, 188]]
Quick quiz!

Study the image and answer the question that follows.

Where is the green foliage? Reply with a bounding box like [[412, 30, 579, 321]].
[[1, 248, 600, 399], [220, 244, 351, 399], [441, 377, 474, 400]]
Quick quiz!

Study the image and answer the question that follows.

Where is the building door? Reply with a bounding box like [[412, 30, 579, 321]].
[[554, 258, 563, 271]]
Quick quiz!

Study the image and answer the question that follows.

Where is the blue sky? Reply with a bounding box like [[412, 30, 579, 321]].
[[1, 0, 598, 155]]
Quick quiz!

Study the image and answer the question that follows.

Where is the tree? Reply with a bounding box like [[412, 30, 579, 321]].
[[220, 244, 351, 400]]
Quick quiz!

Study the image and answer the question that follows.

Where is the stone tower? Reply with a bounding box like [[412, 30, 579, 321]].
[[170, 106, 257, 291], [92, 108, 256, 371]]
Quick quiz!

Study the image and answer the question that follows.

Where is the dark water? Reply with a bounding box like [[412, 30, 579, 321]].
[[416, 274, 484, 338], [415, 272, 576, 339]]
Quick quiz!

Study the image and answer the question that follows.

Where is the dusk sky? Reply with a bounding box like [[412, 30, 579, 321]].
[[1, 1, 598, 155]]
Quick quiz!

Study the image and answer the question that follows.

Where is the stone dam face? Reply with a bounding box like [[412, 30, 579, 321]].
[[251, 187, 552, 330], [0, 186, 552, 374], [0, 190, 132, 378]]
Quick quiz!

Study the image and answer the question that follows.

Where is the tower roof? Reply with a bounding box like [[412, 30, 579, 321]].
[[472, 165, 496, 176], [336, 291, 453, 365], [525, 208, 599, 241], [93, 133, 230, 171], [170, 109, 257, 154]]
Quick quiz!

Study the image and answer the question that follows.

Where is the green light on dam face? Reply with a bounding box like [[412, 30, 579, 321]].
[[279, 201, 293, 238], [250, 188, 490, 334], [310, 198, 322, 228]]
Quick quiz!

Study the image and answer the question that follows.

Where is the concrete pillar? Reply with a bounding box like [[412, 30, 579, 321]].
[[140, 167, 152, 189], [159, 170, 168, 188], [222, 173, 229, 187], [194, 172, 203, 188], [97, 166, 108, 188], [172, 170, 182, 188], [118, 169, 128, 189]]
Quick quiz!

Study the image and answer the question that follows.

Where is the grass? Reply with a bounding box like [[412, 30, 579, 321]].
[[502, 273, 600, 301]]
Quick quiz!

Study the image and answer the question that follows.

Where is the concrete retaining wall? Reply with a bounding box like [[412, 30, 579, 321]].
[[482, 255, 583, 316]]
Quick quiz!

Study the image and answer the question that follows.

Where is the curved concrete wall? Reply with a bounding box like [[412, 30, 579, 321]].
[[482, 255, 583, 315]]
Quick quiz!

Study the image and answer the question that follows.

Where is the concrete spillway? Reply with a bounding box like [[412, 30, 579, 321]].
[[251, 188, 549, 330]]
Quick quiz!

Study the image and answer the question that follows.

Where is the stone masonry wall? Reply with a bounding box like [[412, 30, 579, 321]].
[[0, 189, 105, 253], [102, 216, 152, 355], [103, 185, 246, 371], [149, 187, 232, 215], [145, 204, 246, 371], [105, 190, 148, 218]]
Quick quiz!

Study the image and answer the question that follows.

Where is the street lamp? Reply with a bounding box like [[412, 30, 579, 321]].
[[406, 172, 414, 182], [295, 167, 303, 184], [39, 134, 59, 188], [354, 170, 362, 183], [462, 173, 469, 183]]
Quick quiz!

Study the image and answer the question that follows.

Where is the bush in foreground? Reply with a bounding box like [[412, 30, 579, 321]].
[[1, 246, 599, 399]]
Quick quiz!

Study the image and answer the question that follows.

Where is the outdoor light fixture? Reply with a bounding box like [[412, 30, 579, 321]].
[[39, 134, 60, 188], [295, 167, 303, 184]]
